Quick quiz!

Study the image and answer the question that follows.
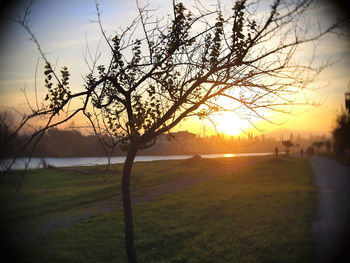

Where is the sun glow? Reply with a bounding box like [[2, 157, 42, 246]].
[[210, 111, 251, 136]]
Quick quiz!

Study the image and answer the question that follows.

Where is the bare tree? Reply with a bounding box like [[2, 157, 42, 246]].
[[312, 140, 325, 153], [4, 0, 347, 261], [282, 139, 294, 155]]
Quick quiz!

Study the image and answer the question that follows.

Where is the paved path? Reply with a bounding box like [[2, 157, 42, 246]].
[[311, 156, 350, 263]]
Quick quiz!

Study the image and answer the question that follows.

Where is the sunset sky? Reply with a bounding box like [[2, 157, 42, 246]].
[[0, 0, 349, 138]]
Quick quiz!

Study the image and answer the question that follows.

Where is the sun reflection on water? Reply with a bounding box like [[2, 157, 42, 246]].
[[224, 154, 235, 158]]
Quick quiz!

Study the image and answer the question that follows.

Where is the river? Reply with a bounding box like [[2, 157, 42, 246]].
[[1, 153, 272, 170]]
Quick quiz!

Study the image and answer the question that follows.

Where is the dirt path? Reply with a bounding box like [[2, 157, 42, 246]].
[[311, 156, 350, 263], [15, 159, 254, 243]]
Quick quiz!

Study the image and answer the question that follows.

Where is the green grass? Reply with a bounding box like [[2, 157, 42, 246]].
[[0, 158, 223, 223], [1, 156, 318, 262]]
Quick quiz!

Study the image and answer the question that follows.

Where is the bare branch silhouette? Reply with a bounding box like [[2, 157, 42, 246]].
[[2, 0, 348, 262]]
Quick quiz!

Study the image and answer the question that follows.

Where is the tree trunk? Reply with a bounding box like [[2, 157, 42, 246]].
[[122, 145, 138, 263]]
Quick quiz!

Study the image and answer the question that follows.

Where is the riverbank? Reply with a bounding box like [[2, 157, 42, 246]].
[[1, 152, 273, 170]]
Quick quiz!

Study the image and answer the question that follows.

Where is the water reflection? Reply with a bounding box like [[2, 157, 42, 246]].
[[1, 152, 272, 171]]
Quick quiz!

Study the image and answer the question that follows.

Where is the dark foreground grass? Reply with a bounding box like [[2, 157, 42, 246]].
[[2, 156, 317, 262]]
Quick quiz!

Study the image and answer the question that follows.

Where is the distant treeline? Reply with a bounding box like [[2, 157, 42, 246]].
[[0, 128, 118, 158], [1, 127, 330, 158]]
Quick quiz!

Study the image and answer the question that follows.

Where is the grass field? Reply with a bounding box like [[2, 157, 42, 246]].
[[0, 156, 318, 262]]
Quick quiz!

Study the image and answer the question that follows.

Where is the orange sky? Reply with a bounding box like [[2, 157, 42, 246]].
[[0, 0, 349, 139]]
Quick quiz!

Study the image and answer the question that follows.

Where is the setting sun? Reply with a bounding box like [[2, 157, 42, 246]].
[[210, 111, 251, 136]]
